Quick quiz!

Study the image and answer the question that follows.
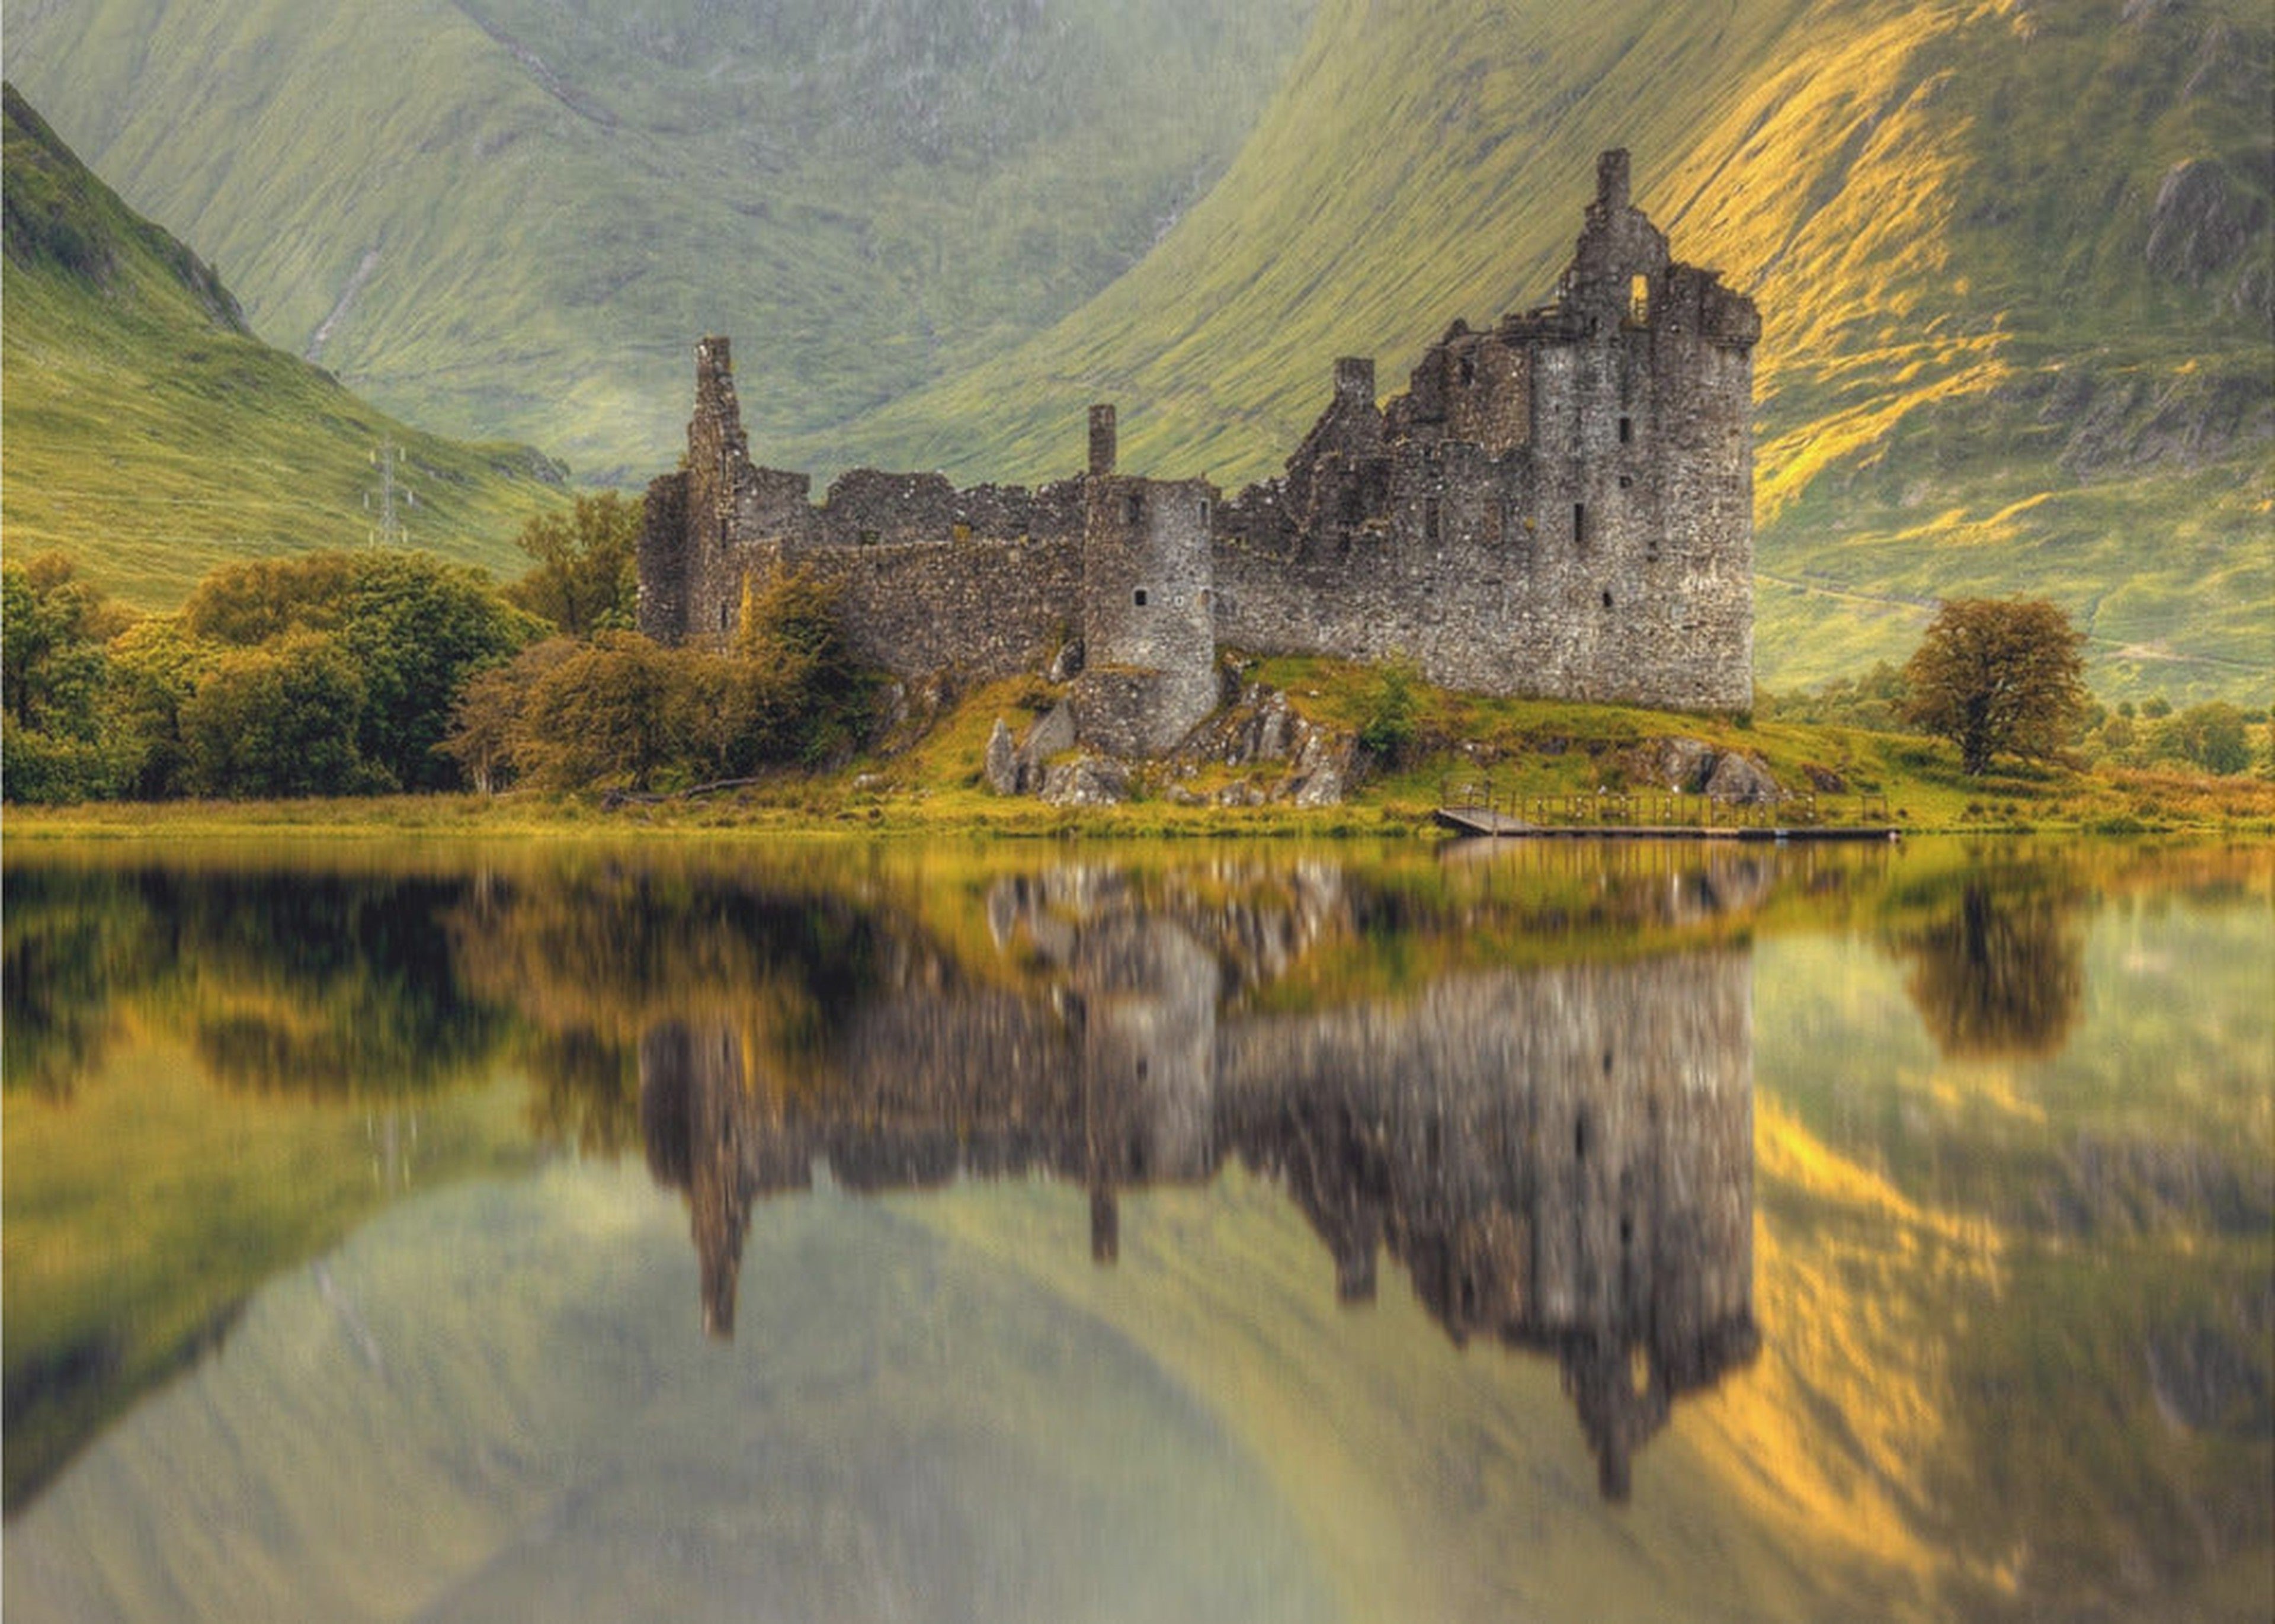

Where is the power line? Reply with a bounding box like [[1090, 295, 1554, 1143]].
[[364, 440, 416, 547]]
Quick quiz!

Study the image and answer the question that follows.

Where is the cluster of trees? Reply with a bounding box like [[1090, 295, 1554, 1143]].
[[7, 547, 544, 801], [11, 540, 2265, 802], [2075, 695, 2260, 777], [1765, 598, 2268, 779], [443, 569, 870, 795], [2, 492, 873, 803]]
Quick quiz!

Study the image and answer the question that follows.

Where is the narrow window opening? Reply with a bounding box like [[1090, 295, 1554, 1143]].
[[1424, 498, 1442, 544], [1123, 493, 1143, 524], [1629, 273, 1650, 325], [1603, 588, 1615, 609], [1133, 588, 1148, 607], [1457, 353, 1476, 386], [1197, 498, 1210, 526], [1618, 415, 1633, 444], [1573, 502, 1588, 546], [720, 601, 732, 632], [1575, 1117, 1588, 1161]]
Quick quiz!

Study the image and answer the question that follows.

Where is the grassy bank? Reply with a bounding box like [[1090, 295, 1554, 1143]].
[[8, 662, 2271, 841]]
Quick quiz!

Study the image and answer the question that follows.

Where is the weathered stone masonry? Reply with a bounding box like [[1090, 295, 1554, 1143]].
[[638, 150, 1760, 743]]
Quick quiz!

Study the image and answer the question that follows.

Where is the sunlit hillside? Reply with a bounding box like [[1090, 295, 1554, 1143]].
[[810, 0, 2273, 704], [1, 86, 566, 608], [6, 1, 2267, 698], [5, 0, 1314, 481]]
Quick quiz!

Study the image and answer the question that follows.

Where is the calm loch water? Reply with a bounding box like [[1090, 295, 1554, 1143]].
[[4, 836, 2269, 1622]]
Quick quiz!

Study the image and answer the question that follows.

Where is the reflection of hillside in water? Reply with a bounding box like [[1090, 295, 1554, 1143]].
[[640, 862, 1761, 1501]]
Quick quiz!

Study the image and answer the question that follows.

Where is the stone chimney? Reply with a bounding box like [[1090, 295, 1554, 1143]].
[[1334, 356, 1376, 405], [1088, 404, 1117, 476], [1597, 149, 1631, 214]]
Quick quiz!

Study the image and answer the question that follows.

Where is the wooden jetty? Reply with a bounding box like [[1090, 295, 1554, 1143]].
[[1432, 781, 1901, 843], [1431, 808, 1899, 841]]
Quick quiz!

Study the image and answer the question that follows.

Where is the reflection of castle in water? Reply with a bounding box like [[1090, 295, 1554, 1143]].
[[639, 867, 1758, 1500]]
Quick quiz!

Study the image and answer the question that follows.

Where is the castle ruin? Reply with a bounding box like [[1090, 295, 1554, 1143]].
[[638, 151, 1760, 749]]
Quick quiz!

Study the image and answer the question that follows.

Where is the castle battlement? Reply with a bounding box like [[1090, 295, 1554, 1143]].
[[637, 150, 1758, 744]]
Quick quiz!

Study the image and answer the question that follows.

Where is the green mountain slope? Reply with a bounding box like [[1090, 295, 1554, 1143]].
[[5, 0, 1313, 481], [1, 84, 566, 610], [8, 2, 2267, 700], [811, 0, 2272, 704]]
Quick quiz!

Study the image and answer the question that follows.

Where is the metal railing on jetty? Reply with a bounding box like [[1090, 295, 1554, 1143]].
[[1436, 774, 1896, 838]]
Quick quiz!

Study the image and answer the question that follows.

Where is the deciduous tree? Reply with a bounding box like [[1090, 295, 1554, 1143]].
[[1901, 597, 2088, 776], [732, 568, 871, 767], [337, 552, 542, 790], [2158, 701, 2251, 776], [102, 616, 219, 799], [2, 555, 130, 802], [180, 550, 541, 792], [179, 631, 374, 797], [504, 492, 642, 638], [513, 632, 710, 792]]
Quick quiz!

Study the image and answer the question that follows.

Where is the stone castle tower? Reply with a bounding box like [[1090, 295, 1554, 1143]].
[[637, 150, 1758, 742], [1072, 405, 1222, 754]]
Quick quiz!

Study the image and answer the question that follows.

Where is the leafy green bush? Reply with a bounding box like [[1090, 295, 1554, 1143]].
[[502, 492, 642, 638], [443, 569, 877, 792], [179, 632, 377, 797], [1358, 656, 1420, 765]]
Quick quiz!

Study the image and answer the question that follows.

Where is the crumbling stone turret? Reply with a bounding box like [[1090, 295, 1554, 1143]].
[[636, 150, 1760, 745]]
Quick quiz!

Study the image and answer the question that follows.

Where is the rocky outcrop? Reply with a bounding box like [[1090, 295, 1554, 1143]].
[[988, 680, 1363, 808], [1039, 752, 1132, 808], [984, 703, 1078, 796], [1624, 736, 1783, 806], [1171, 683, 1360, 806], [2146, 158, 2260, 290]]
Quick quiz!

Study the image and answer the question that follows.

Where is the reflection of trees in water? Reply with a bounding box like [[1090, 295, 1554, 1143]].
[[637, 870, 1761, 1501], [3, 845, 1770, 1497], [521, 1028, 638, 1154], [1, 863, 506, 1098], [447, 869, 898, 1152], [1895, 870, 2085, 1061], [2, 866, 159, 1098], [155, 870, 507, 1095]]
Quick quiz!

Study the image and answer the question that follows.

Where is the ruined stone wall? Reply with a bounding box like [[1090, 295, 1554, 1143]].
[[733, 532, 1084, 682], [802, 470, 1085, 550], [639, 148, 1757, 726], [635, 469, 691, 642], [1210, 149, 1756, 712]]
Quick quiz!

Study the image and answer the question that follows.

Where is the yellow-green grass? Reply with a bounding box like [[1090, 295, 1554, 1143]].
[[3, 85, 568, 610], [805, 0, 2271, 706], [5, 2, 1313, 479], [7, 658, 2271, 840]]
